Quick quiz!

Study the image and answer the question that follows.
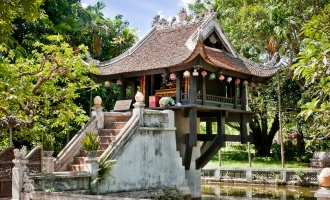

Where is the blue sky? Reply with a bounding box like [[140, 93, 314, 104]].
[[81, 0, 194, 38]]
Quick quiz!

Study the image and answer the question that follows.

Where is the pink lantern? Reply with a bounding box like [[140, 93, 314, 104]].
[[116, 79, 122, 85], [235, 78, 241, 85], [201, 70, 207, 77], [170, 73, 176, 80]]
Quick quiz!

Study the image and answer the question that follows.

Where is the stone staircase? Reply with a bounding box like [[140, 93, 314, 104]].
[[67, 113, 131, 172]]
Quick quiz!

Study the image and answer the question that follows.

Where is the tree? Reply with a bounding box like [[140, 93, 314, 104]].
[[0, 0, 43, 42], [187, 0, 328, 156], [0, 35, 97, 146], [292, 4, 330, 140]]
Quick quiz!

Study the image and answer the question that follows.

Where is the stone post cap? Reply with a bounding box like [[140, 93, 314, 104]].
[[135, 91, 144, 103], [94, 96, 102, 105]]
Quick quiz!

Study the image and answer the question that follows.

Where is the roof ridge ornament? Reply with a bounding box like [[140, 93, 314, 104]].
[[151, 14, 160, 27]]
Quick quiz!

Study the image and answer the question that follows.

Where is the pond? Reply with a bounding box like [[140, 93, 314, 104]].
[[202, 183, 318, 199]]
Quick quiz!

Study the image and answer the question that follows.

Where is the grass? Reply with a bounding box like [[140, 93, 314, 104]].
[[206, 160, 309, 168], [205, 146, 311, 169]]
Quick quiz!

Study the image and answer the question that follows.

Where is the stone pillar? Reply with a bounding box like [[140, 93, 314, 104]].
[[12, 146, 29, 200], [185, 143, 201, 198], [42, 156, 54, 173], [92, 96, 104, 129], [246, 169, 252, 182], [84, 157, 99, 194]]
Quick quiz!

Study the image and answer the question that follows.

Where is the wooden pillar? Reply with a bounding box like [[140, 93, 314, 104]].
[[206, 121, 212, 135], [242, 84, 247, 110], [202, 76, 206, 105], [240, 113, 248, 144], [217, 111, 226, 147], [176, 74, 182, 104], [120, 82, 126, 100], [145, 75, 151, 106], [131, 80, 138, 102], [189, 75, 197, 104], [234, 84, 238, 109]]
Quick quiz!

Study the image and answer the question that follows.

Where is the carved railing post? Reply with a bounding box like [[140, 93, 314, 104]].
[[133, 92, 145, 126], [92, 96, 104, 129], [12, 146, 29, 200]]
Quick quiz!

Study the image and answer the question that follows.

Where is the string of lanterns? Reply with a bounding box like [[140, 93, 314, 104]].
[[107, 69, 261, 89]]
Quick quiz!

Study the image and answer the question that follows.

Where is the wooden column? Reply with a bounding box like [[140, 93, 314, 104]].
[[176, 74, 182, 104], [234, 84, 238, 109], [120, 82, 126, 100], [131, 80, 138, 102], [183, 107, 198, 170], [202, 76, 206, 105], [189, 75, 197, 104], [217, 111, 226, 147], [206, 121, 212, 135], [242, 84, 247, 110], [145, 75, 151, 106], [240, 113, 248, 144]]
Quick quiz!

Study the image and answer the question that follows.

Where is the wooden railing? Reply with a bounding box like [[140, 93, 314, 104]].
[[181, 93, 241, 106]]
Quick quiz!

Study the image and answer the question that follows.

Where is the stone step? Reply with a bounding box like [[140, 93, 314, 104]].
[[104, 115, 131, 123], [96, 150, 104, 157], [99, 135, 115, 143], [98, 129, 121, 136], [99, 143, 111, 150], [67, 164, 84, 172], [104, 122, 126, 129], [73, 157, 85, 165]]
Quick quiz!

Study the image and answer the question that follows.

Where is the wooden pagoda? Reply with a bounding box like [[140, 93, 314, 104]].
[[92, 10, 279, 170]]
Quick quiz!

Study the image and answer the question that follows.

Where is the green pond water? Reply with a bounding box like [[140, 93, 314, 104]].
[[202, 183, 318, 199]]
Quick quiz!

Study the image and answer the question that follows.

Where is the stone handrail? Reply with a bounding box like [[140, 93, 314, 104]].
[[55, 115, 98, 172]]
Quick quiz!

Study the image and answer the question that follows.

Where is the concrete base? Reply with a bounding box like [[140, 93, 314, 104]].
[[315, 187, 330, 200], [42, 156, 55, 173]]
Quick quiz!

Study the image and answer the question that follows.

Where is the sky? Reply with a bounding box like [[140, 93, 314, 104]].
[[80, 0, 195, 38]]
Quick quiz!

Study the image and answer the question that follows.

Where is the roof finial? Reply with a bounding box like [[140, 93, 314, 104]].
[[179, 8, 187, 21], [151, 14, 160, 27]]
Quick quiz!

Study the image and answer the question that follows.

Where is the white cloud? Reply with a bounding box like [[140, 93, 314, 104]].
[[179, 0, 195, 9], [81, 3, 89, 8]]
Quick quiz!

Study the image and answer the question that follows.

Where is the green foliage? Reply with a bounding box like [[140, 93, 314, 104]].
[[291, 4, 330, 139], [0, 0, 44, 42], [92, 157, 117, 184], [80, 131, 100, 152], [0, 35, 97, 145], [43, 134, 55, 151]]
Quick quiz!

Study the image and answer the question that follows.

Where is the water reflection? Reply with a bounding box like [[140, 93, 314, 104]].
[[202, 183, 318, 199]]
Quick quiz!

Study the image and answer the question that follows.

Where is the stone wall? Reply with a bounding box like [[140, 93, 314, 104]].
[[98, 110, 188, 194]]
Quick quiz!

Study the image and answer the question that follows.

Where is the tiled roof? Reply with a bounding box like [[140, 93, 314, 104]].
[[204, 47, 278, 77], [97, 14, 278, 78], [97, 21, 202, 75]]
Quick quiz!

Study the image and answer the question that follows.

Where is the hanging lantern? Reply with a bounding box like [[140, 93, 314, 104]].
[[104, 81, 110, 87], [235, 78, 241, 85], [250, 82, 256, 87], [169, 73, 176, 80], [243, 80, 249, 86], [201, 70, 207, 77], [219, 74, 225, 81], [209, 73, 216, 80], [227, 76, 232, 83], [116, 79, 122, 85], [192, 69, 199, 76], [183, 70, 190, 78]]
